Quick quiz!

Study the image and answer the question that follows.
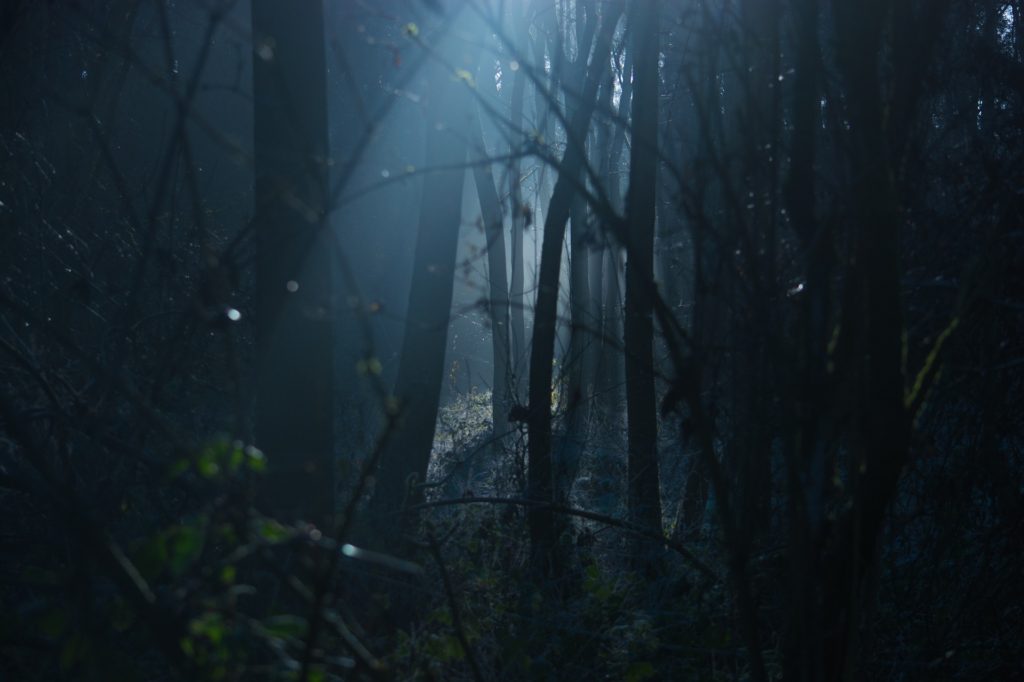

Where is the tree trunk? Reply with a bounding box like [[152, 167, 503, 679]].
[[596, 43, 631, 424], [252, 0, 334, 527], [468, 104, 512, 452], [370, 52, 472, 530], [526, 2, 621, 576], [508, 11, 529, 403], [782, 0, 828, 678], [820, 2, 912, 677], [588, 75, 612, 414], [624, 0, 663, 558], [559, 184, 591, 503], [558, 7, 596, 505]]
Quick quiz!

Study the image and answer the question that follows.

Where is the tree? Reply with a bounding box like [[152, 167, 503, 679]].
[[560, 0, 596, 505], [596, 43, 631, 426], [370, 31, 473, 533], [526, 0, 621, 575], [251, 0, 334, 527], [468, 99, 512, 452], [623, 0, 663, 559], [507, 3, 531, 403]]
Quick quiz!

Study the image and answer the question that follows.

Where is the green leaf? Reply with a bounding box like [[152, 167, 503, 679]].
[[189, 612, 226, 645], [196, 453, 220, 478], [626, 662, 656, 682], [167, 517, 206, 576], [220, 565, 236, 585], [180, 636, 196, 659], [262, 615, 307, 639], [256, 519, 290, 544], [228, 445, 244, 472], [244, 445, 266, 473], [195, 438, 251, 478], [583, 562, 612, 600]]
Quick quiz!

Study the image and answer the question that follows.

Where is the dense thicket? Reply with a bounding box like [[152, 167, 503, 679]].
[[1, 1, 1021, 680]]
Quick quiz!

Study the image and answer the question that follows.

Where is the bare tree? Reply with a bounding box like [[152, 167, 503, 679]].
[[526, 0, 621, 576], [623, 0, 663, 561], [468, 100, 512, 452], [252, 0, 335, 526], [370, 25, 473, 532]]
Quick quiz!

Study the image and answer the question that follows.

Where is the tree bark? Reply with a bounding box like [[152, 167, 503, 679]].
[[734, 0, 779, 549], [252, 0, 334, 527], [370, 49, 472, 530], [559, 6, 596, 505], [781, 0, 828, 678], [508, 27, 528, 404], [820, 2, 912, 677], [468, 104, 512, 452], [596, 43, 631, 424], [624, 0, 663, 558], [526, 1, 621, 576]]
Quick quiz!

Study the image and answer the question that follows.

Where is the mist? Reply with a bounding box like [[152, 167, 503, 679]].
[[1, 1, 1022, 680]]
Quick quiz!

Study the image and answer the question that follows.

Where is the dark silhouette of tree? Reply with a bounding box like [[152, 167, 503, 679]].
[[623, 0, 663, 561], [251, 0, 334, 526], [468, 101, 512, 452], [507, 3, 531, 403], [370, 31, 473, 532], [526, 0, 621, 576], [559, 0, 596, 507]]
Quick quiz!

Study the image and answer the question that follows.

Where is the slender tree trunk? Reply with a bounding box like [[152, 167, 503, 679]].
[[735, 0, 780, 547], [587, 240, 605, 416], [558, 6, 597, 505], [508, 11, 529, 403], [624, 0, 663, 558], [778, 0, 827, 675], [588, 77, 613, 412], [596, 43, 631, 424], [527, 2, 621, 575], [468, 105, 512, 451], [597, 81, 627, 431], [252, 0, 334, 527], [820, 2, 913, 677], [676, 16, 727, 535], [559, 187, 591, 502], [601, 248, 626, 417], [782, 0, 828, 678], [531, 0, 558, 212], [371, 52, 472, 529]]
